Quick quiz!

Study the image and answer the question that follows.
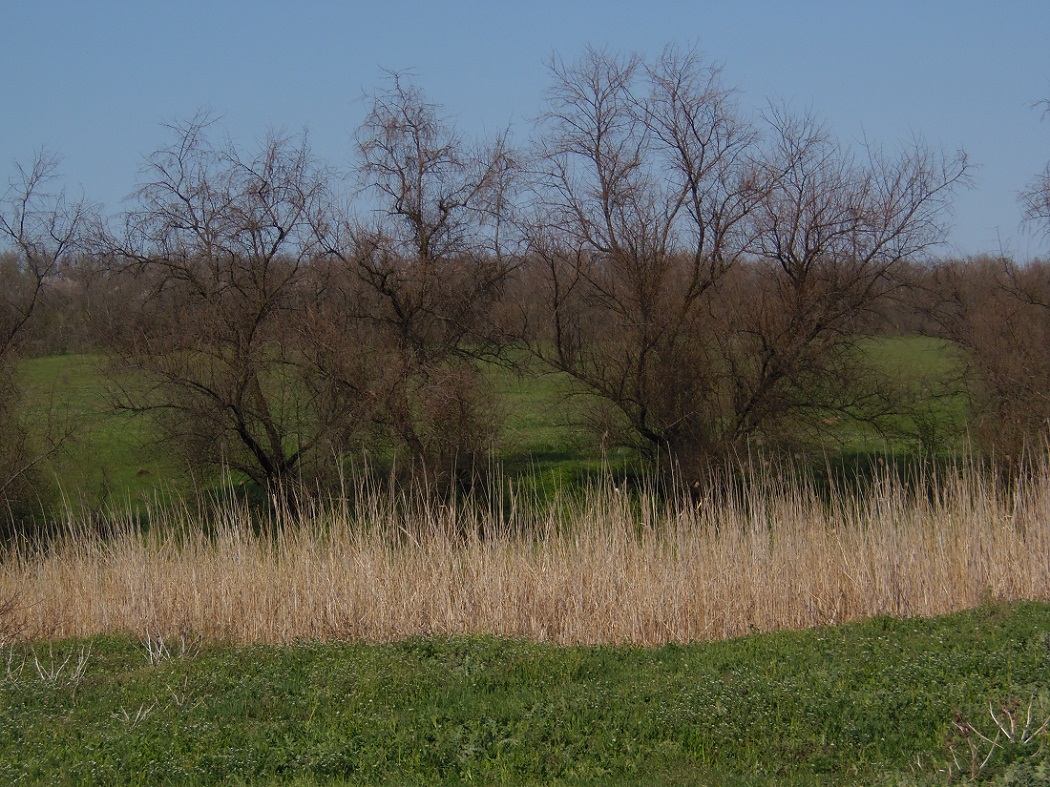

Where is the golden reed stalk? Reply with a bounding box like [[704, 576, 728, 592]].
[[3, 465, 1048, 646]]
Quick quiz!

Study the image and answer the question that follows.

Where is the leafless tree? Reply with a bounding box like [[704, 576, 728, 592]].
[[0, 151, 89, 524], [0, 152, 89, 363], [321, 75, 518, 484], [103, 116, 364, 494], [722, 107, 970, 449], [1022, 163, 1050, 237], [524, 46, 761, 470], [525, 46, 969, 474], [1021, 99, 1050, 239]]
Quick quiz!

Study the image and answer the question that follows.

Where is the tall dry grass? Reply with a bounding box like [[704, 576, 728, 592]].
[[2, 463, 1049, 646]]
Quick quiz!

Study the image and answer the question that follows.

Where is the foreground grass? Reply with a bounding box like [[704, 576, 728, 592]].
[[3, 603, 1049, 784]]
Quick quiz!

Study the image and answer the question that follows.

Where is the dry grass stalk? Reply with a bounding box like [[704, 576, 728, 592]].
[[2, 465, 1049, 646]]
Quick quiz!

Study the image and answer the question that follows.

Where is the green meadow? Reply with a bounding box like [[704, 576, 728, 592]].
[[14, 335, 970, 510], [3, 603, 1048, 785], [15, 354, 186, 510]]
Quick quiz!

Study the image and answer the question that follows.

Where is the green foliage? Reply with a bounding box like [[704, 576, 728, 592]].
[[2, 603, 1049, 784]]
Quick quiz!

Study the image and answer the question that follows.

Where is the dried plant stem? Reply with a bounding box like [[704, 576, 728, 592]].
[[3, 466, 1049, 646]]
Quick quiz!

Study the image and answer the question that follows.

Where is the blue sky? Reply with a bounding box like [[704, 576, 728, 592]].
[[3, 1, 1049, 257]]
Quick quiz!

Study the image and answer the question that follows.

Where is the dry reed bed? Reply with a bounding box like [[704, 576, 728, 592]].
[[3, 468, 1049, 646]]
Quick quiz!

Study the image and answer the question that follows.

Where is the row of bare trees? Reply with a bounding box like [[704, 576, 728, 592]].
[[96, 76, 518, 494], [2, 47, 1048, 519]]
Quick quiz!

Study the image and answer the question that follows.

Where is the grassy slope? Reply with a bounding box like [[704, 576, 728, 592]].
[[487, 356, 640, 494], [3, 602, 1048, 785]]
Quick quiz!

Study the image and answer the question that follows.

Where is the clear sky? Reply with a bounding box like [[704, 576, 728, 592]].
[[3, 1, 1049, 258]]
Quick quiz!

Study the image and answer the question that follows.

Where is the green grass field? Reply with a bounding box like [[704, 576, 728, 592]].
[[848, 335, 969, 455], [13, 335, 971, 512], [15, 351, 614, 508], [15, 354, 189, 512], [3, 602, 1048, 784]]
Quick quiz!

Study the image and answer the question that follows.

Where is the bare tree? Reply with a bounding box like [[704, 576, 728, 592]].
[[322, 75, 518, 483], [1022, 163, 1050, 236], [524, 46, 760, 470], [104, 116, 364, 494], [526, 46, 969, 474], [0, 151, 89, 524], [1021, 99, 1050, 239], [721, 107, 970, 449], [0, 152, 88, 363]]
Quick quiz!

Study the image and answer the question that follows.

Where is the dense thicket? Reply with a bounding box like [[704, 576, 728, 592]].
[[914, 256, 1050, 461]]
